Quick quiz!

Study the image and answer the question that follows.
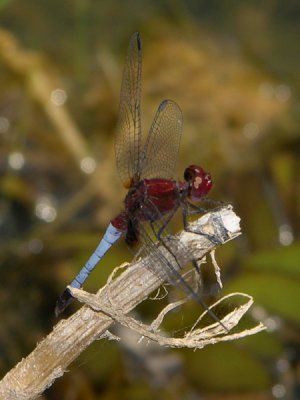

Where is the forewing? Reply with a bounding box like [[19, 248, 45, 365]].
[[128, 196, 223, 326], [115, 32, 142, 187], [132, 197, 200, 299], [136, 214, 207, 309], [140, 100, 183, 180]]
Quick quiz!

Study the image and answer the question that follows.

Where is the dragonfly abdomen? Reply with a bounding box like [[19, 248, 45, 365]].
[[70, 223, 123, 288]]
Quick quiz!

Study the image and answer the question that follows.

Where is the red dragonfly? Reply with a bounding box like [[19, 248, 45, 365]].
[[55, 33, 218, 322]]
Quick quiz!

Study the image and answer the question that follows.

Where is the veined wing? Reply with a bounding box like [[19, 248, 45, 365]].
[[140, 99, 183, 180], [115, 32, 142, 188], [132, 199, 223, 327]]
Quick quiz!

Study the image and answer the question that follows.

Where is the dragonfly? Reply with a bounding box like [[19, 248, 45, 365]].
[[55, 32, 219, 323]]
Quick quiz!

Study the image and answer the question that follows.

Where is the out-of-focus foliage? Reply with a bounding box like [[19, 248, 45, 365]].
[[0, 0, 300, 399], [0, 0, 11, 10]]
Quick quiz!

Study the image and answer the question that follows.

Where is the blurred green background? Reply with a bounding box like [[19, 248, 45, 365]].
[[1, 0, 300, 399]]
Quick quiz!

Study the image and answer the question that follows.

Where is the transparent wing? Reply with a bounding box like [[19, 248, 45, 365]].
[[140, 99, 183, 180], [115, 32, 142, 187], [131, 197, 222, 326]]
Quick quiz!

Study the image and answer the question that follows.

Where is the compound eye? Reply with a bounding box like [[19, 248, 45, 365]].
[[184, 167, 193, 182], [193, 176, 202, 189]]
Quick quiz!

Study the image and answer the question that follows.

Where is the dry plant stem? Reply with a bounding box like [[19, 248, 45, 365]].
[[0, 206, 240, 400], [71, 290, 265, 349]]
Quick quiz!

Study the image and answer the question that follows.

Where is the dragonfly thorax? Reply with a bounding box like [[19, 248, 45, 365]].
[[184, 165, 213, 201], [124, 179, 184, 221]]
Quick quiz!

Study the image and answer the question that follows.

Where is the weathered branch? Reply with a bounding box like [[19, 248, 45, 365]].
[[0, 206, 263, 400]]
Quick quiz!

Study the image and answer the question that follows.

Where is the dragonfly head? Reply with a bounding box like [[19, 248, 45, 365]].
[[184, 165, 213, 201]]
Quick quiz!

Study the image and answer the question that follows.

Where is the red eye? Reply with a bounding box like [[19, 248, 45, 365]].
[[184, 165, 212, 201]]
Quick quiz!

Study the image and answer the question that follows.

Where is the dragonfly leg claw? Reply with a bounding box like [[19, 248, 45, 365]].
[[55, 288, 74, 316]]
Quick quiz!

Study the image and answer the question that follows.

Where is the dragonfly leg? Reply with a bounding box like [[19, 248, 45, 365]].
[[142, 201, 228, 331], [182, 203, 221, 246], [157, 233, 182, 274], [151, 203, 203, 277], [150, 206, 183, 272], [200, 197, 225, 206], [151, 214, 202, 293], [186, 198, 225, 215], [191, 258, 201, 275], [152, 230, 228, 331]]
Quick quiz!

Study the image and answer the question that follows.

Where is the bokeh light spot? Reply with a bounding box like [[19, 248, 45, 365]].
[[279, 224, 294, 246], [80, 157, 96, 174], [8, 152, 25, 170], [0, 117, 10, 133], [272, 384, 286, 399], [50, 88, 67, 106], [243, 122, 260, 139], [35, 197, 57, 223], [275, 84, 291, 102]]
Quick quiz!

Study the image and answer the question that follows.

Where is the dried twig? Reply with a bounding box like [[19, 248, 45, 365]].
[[72, 289, 264, 348], [0, 206, 264, 400]]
